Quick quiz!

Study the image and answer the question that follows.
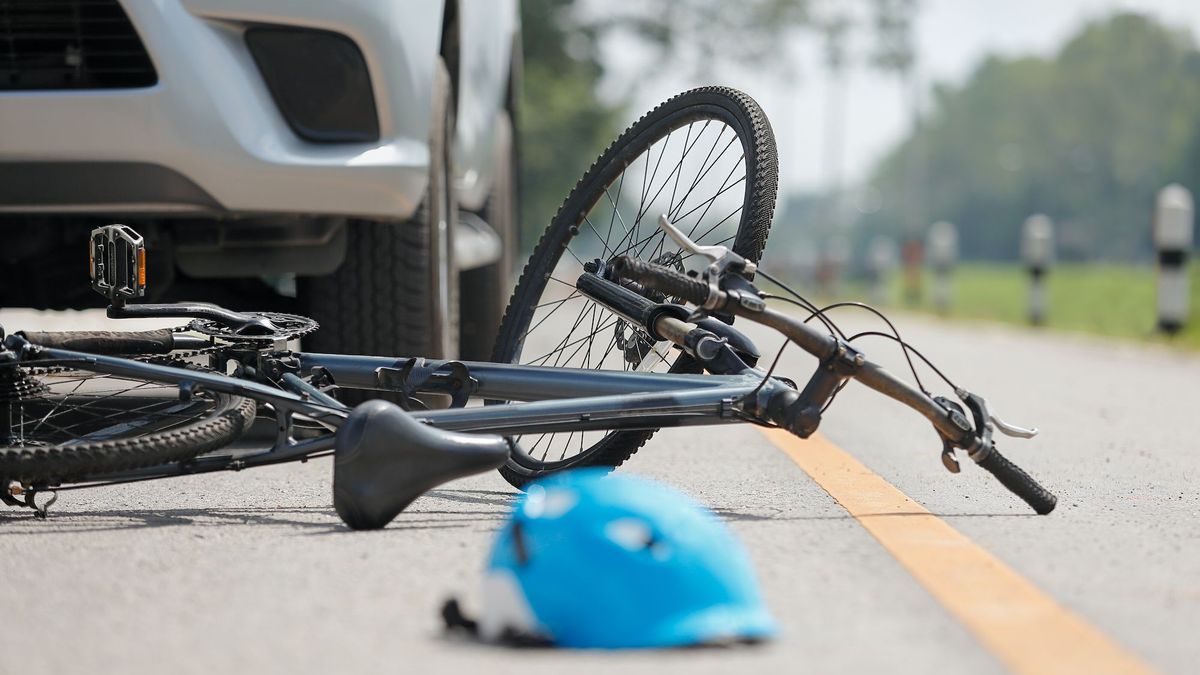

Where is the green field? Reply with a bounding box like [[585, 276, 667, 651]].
[[883, 263, 1200, 349]]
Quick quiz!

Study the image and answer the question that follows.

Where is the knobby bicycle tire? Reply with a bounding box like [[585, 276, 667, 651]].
[[491, 87, 778, 488]]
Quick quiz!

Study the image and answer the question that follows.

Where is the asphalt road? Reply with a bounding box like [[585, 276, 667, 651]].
[[0, 306, 1195, 674]]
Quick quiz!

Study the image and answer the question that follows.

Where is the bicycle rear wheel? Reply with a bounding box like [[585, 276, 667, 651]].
[[0, 362, 255, 486], [491, 87, 778, 487]]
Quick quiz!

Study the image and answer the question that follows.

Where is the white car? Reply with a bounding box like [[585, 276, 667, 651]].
[[0, 0, 521, 362]]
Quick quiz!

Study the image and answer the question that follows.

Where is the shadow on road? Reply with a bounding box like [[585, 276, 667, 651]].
[[0, 488, 517, 535], [0, 485, 1039, 535]]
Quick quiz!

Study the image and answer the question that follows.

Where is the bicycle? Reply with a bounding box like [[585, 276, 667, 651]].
[[0, 88, 1055, 529]]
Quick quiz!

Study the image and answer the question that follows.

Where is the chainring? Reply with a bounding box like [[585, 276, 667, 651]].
[[187, 312, 318, 344]]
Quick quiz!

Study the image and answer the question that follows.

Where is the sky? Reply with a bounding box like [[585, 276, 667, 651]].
[[598, 0, 1200, 195]]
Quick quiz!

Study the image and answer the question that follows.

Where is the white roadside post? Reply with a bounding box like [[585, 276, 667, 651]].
[[867, 236, 897, 306], [1153, 184, 1194, 334], [1021, 214, 1055, 326], [927, 221, 958, 314]]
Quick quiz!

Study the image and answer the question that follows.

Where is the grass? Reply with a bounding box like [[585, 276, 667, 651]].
[[880, 263, 1200, 349]]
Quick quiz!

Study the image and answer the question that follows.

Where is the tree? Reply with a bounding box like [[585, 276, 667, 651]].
[[518, 0, 914, 255], [858, 12, 1200, 261], [594, 0, 812, 77], [517, 0, 624, 248]]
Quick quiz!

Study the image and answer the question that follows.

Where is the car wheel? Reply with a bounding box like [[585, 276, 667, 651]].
[[459, 108, 517, 361], [299, 58, 458, 398]]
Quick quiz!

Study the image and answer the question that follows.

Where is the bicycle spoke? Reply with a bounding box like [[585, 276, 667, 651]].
[[32, 377, 164, 437], [687, 207, 744, 249], [528, 317, 620, 367], [685, 162, 745, 240], [534, 292, 582, 311], [605, 170, 629, 238], [675, 171, 746, 228], [3, 367, 219, 448], [633, 130, 703, 227], [670, 134, 738, 222], [524, 295, 584, 344], [582, 216, 619, 259], [554, 303, 601, 367]]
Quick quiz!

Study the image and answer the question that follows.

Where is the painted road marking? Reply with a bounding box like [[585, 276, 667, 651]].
[[761, 428, 1156, 675]]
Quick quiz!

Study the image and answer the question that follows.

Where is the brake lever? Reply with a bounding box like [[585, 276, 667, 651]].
[[989, 411, 1038, 439], [955, 388, 1038, 439], [657, 214, 757, 278]]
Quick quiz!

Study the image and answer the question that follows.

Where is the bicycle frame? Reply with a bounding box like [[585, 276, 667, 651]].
[[4, 257, 1056, 517], [302, 354, 772, 433], [17, 345, 788, 487]]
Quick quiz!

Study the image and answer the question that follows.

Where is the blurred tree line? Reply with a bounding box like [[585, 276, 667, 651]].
[[516, 0, 623, 248], [859, 13, 1200, 262], [516, 0, 887, 249]]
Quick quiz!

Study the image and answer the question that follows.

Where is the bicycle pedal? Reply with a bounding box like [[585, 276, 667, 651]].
[[89, 224, 147, 304]]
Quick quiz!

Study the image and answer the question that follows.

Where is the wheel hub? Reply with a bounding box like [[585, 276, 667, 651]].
[[614, 320, 656, 367]]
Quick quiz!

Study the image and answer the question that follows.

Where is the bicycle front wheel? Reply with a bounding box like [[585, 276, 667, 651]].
[[492, 87, 778, 487]]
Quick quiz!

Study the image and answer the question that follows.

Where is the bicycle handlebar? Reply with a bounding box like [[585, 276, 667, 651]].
[[611, 256, 713, 307], [611, 255, 1057, 514], [973, 445, 1058, 514]]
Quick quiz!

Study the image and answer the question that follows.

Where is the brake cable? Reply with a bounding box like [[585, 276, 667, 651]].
[[752, 270, 980, 424]]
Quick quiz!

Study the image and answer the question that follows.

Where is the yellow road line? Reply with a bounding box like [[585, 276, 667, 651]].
[[760, 428, 1156, 675]]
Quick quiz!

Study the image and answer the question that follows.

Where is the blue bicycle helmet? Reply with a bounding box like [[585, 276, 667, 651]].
[[445, 469, 776, 648]]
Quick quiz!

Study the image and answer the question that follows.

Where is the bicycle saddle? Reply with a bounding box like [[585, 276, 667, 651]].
[[332, 400, 511, 530]]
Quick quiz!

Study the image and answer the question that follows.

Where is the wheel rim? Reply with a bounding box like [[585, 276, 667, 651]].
[[507, 112, 755, 468]]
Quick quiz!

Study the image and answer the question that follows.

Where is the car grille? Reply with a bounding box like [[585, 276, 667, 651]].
[[0, 0, 157, 90]]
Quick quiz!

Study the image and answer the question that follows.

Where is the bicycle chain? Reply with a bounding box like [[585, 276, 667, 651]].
[[15, 313, 316, 375], [17, 326, 220, 376]]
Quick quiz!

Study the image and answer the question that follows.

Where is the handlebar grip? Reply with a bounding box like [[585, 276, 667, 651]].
[[612, 256, 710, 306], [18, 329, 176, 355], [976, 447, 1057, 514]]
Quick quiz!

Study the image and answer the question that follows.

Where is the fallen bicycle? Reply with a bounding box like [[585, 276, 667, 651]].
[[0, 88, 1055, 527]]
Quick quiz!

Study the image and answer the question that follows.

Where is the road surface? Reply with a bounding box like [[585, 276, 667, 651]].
[[0, 306, 1194, 674]]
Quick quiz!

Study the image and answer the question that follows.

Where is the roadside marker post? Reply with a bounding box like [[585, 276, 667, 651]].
[[1021, 214, 1054, 326], [927, 221, 958, 314], [866, 236, 897, 306], [1153, 184, 1194, 335], [901, 238, 924, 306]]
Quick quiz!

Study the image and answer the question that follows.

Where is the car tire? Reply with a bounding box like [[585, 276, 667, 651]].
[[459, 108, 517, 361], [299, 58, 458, 394]]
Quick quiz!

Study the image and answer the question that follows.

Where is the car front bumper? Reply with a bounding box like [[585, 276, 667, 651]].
[[0, 0, 444, 220]]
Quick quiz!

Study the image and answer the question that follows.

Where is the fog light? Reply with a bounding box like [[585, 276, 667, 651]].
[[246, 26, 380, 143]]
